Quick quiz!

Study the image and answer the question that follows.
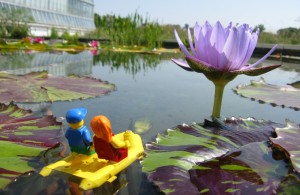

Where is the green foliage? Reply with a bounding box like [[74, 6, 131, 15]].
[[258, 32, 278, 44], [50, 27, 59, 39], [159, 24, 188, 41], [61, 31, 80, 45], [0, 7, 33, 38], [61, 31, 70, 40], [10, 26, 29, 39], [254, 24, 266, 32], [277, 27, 300, 44], [94, 11, 162, 48], [257, 27, 300, 44]]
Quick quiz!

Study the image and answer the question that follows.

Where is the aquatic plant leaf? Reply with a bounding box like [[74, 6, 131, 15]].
[[0, 71, 115, 103], [276, 174, 300, 194], [233, 78, 300, 110], [270, 120, 300, 173], [0, 102, 62, 189], [288, 81, 300, 89], [142, 117, 282, 194], [189, 142, 290, 194]]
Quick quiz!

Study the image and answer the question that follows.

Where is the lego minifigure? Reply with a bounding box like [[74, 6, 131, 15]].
[[65, 108, 94, 155], [90, 115, 131, 162]]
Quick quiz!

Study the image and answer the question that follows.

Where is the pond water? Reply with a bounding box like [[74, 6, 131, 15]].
[[1, 50, 300, 194]]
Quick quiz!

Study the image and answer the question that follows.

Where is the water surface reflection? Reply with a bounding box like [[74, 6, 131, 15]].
[[1, 51, 299, 194]]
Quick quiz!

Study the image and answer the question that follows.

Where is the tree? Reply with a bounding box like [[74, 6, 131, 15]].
[[0, 7, 34, 38], [254, 24, 266, 33]]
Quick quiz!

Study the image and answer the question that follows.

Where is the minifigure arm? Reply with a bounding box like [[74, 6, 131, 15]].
[[82, 128, 93, 146], [111, 136, 130, 148]]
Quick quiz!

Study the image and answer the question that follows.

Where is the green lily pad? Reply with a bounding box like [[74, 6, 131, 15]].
[[142, 117, 283, 194], [270, 120, 300, 173], [233, 78, 300, 110], [0, 71, 116, 103], [0, 102, 62, 189]]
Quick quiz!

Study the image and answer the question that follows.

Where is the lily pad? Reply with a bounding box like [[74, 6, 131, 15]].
[[142, 117, 283, 194], [189, 142, 290, 194], [270, 120, 300, 173], [288, 81, 300, 89], [233, 78, 300, 110], [0, 102, 62, 189], [0, 71, 116, 103]]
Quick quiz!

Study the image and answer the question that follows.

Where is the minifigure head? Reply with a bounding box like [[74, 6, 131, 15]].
[[66, 108, 87, 129], [90, 115, 112, 142]]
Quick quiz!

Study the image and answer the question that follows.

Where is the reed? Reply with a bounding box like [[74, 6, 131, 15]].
[[94, 11, 162, 49]]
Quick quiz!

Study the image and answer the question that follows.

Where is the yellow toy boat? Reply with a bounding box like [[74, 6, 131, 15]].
[[39, 131, 144, 190]]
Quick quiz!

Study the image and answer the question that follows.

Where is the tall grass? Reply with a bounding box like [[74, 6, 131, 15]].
[[94, 11, 162, 49]]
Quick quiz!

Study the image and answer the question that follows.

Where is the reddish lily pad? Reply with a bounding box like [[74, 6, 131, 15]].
[[0, 71, 115, 103], [0, 102, 62, 189], [189, 142, 292, 194], [142, 117, 283, 194], [233, 78, 300, 110], [270, 120, 300, 173]]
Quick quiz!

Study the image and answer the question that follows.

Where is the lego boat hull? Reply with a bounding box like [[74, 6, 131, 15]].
[[39, 132, 144, 190]]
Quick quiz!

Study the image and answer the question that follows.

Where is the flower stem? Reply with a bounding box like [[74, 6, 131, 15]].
[[212, 82, 226, 118]]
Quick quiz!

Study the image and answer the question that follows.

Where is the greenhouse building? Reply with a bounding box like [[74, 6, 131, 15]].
[[0, 0, 95, 36]]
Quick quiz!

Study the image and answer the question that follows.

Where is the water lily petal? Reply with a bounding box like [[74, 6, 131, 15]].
[[194, 25, 208, 62], [241, 44, 278, 70], [171, 58, 193, 71], [222, 27, 240, 70], [202, 22, 216, 66], [210, 21, 226, 53], [224, 22, 233, 37], [240, 29, 259, 66], [173, 21, 279, 75], [202, 21, 213, 37], [174, 29, 191, 58], [209, 21, 229, 69], [216, 51, 229, 71], [236, 24, 252, 67], [188, 28, 196, 56], [193, 22, 202, 59]]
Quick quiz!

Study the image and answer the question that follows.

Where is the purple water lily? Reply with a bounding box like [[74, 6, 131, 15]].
[[172, 21, 280, 74], [172, 21, 281, 118]]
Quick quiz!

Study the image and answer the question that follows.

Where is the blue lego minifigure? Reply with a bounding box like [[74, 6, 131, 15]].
[[65, 108, 94, 155]]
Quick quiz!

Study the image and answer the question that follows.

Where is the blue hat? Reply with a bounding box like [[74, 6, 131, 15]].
[[66, 108, 87, 123]]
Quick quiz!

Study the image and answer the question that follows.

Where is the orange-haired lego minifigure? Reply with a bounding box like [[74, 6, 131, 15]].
[[90, 115, 131, 162]]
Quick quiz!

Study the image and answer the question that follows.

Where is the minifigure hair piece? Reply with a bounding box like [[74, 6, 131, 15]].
[[90, 115, 112, 143]]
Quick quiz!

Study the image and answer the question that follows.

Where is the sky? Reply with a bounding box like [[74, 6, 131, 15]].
[[94, 0, 300, 33]]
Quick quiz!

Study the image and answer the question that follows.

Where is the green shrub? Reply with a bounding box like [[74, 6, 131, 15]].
[[10, 26, 29, 38], [61, 31, 70, 40], [50, 28, 59, 39]]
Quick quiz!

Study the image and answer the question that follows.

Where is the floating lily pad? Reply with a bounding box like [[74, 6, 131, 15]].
[[142, 117, 283, 194], [270, 120, 300, 173], [0, 102, 62, 189], [0, 71, 116, 103], [276, 174, 300, 194], [233, 78, 300, 110], [130, 118, 152, 134], [189, 142, 289, 194], [288, 81, 300, 89]]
